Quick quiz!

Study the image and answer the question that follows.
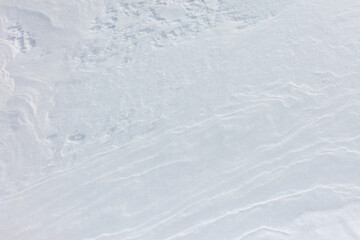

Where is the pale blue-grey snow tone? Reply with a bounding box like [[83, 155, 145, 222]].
[[1, 0, 360, 239]]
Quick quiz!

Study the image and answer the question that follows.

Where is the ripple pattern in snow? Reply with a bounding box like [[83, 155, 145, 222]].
[[1, 0, 360, 239]]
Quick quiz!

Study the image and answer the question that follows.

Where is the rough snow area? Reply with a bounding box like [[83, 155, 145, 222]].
[[1, 0, 360, 239]]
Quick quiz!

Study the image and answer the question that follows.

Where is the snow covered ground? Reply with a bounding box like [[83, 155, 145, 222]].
[[1, 0, 360, 239]]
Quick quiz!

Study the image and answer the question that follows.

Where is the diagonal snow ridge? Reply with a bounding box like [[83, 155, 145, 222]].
[[1, 0, 360, 239]]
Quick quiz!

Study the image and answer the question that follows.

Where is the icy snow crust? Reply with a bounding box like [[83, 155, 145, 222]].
[[1, 0, 360, 239]]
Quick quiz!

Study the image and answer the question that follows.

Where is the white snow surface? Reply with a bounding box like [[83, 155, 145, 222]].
[[1, 0, 360, 239]]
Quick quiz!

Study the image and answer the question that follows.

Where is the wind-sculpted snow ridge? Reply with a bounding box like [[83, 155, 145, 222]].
[[1, 0, 360, 239]]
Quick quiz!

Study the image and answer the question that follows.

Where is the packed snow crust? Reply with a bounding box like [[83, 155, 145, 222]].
[[1, 0, 360, 239]]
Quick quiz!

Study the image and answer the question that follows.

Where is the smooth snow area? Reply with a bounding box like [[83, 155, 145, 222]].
[[1, 0, 360, 239]]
